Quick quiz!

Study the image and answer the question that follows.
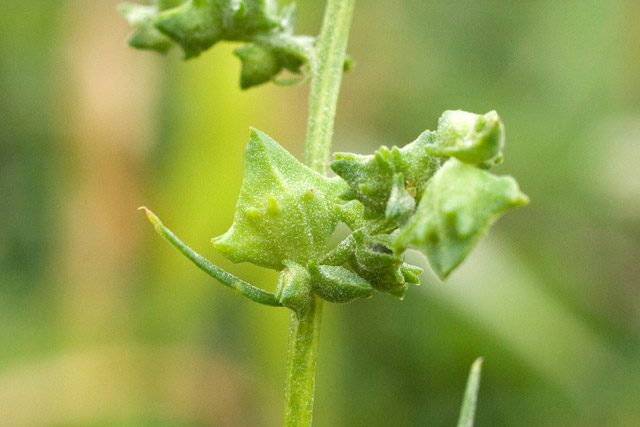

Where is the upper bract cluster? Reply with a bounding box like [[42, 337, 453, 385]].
[[120, 0, 314, 88]]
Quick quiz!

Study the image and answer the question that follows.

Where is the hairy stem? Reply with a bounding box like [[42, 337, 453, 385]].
[[284, 0, 355, 426], [283, 297, 324, 427], [304, 0, 355, 175]]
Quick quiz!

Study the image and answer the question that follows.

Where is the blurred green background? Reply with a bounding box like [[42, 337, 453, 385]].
[[1, 0, 639, 425]]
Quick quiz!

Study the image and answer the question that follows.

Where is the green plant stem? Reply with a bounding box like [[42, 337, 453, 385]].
[[304, 0, 355, 175], [283, 297, 324, 427], [284, 0, 355, 426]]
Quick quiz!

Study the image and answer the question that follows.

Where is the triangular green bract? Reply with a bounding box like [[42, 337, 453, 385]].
[[213, 129, 347, 270], [394, 159, 528, 280]]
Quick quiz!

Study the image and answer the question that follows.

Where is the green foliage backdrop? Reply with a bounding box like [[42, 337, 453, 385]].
[[1, 0, 639, 425]]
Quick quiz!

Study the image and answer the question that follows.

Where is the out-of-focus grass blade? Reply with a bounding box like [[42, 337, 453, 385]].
[[457, 358, 483, 427]]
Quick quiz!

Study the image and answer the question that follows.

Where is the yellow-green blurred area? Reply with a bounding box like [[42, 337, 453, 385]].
[[1, 0, 639, 425]]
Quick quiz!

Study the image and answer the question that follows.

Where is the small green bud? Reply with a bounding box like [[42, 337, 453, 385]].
[[400, 263, 423, 285], [343, 54, 355, 72], [425, 110, 505, 166], [349, 230, 421, 298], [385, 173, 416, 226], [275, 260, 313, 313], [331, 151, 391, 216], [308, 262, 372, 303], [234, 33, 313, 89], [331, 130, 439, 219], [234, 44, 281, 89]]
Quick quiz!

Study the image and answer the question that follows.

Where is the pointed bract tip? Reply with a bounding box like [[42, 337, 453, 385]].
[[138, 206, 161, 227], [249, 127, 264, 140], [516, 191, 530, 206], [247, 127, 272, 150]]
